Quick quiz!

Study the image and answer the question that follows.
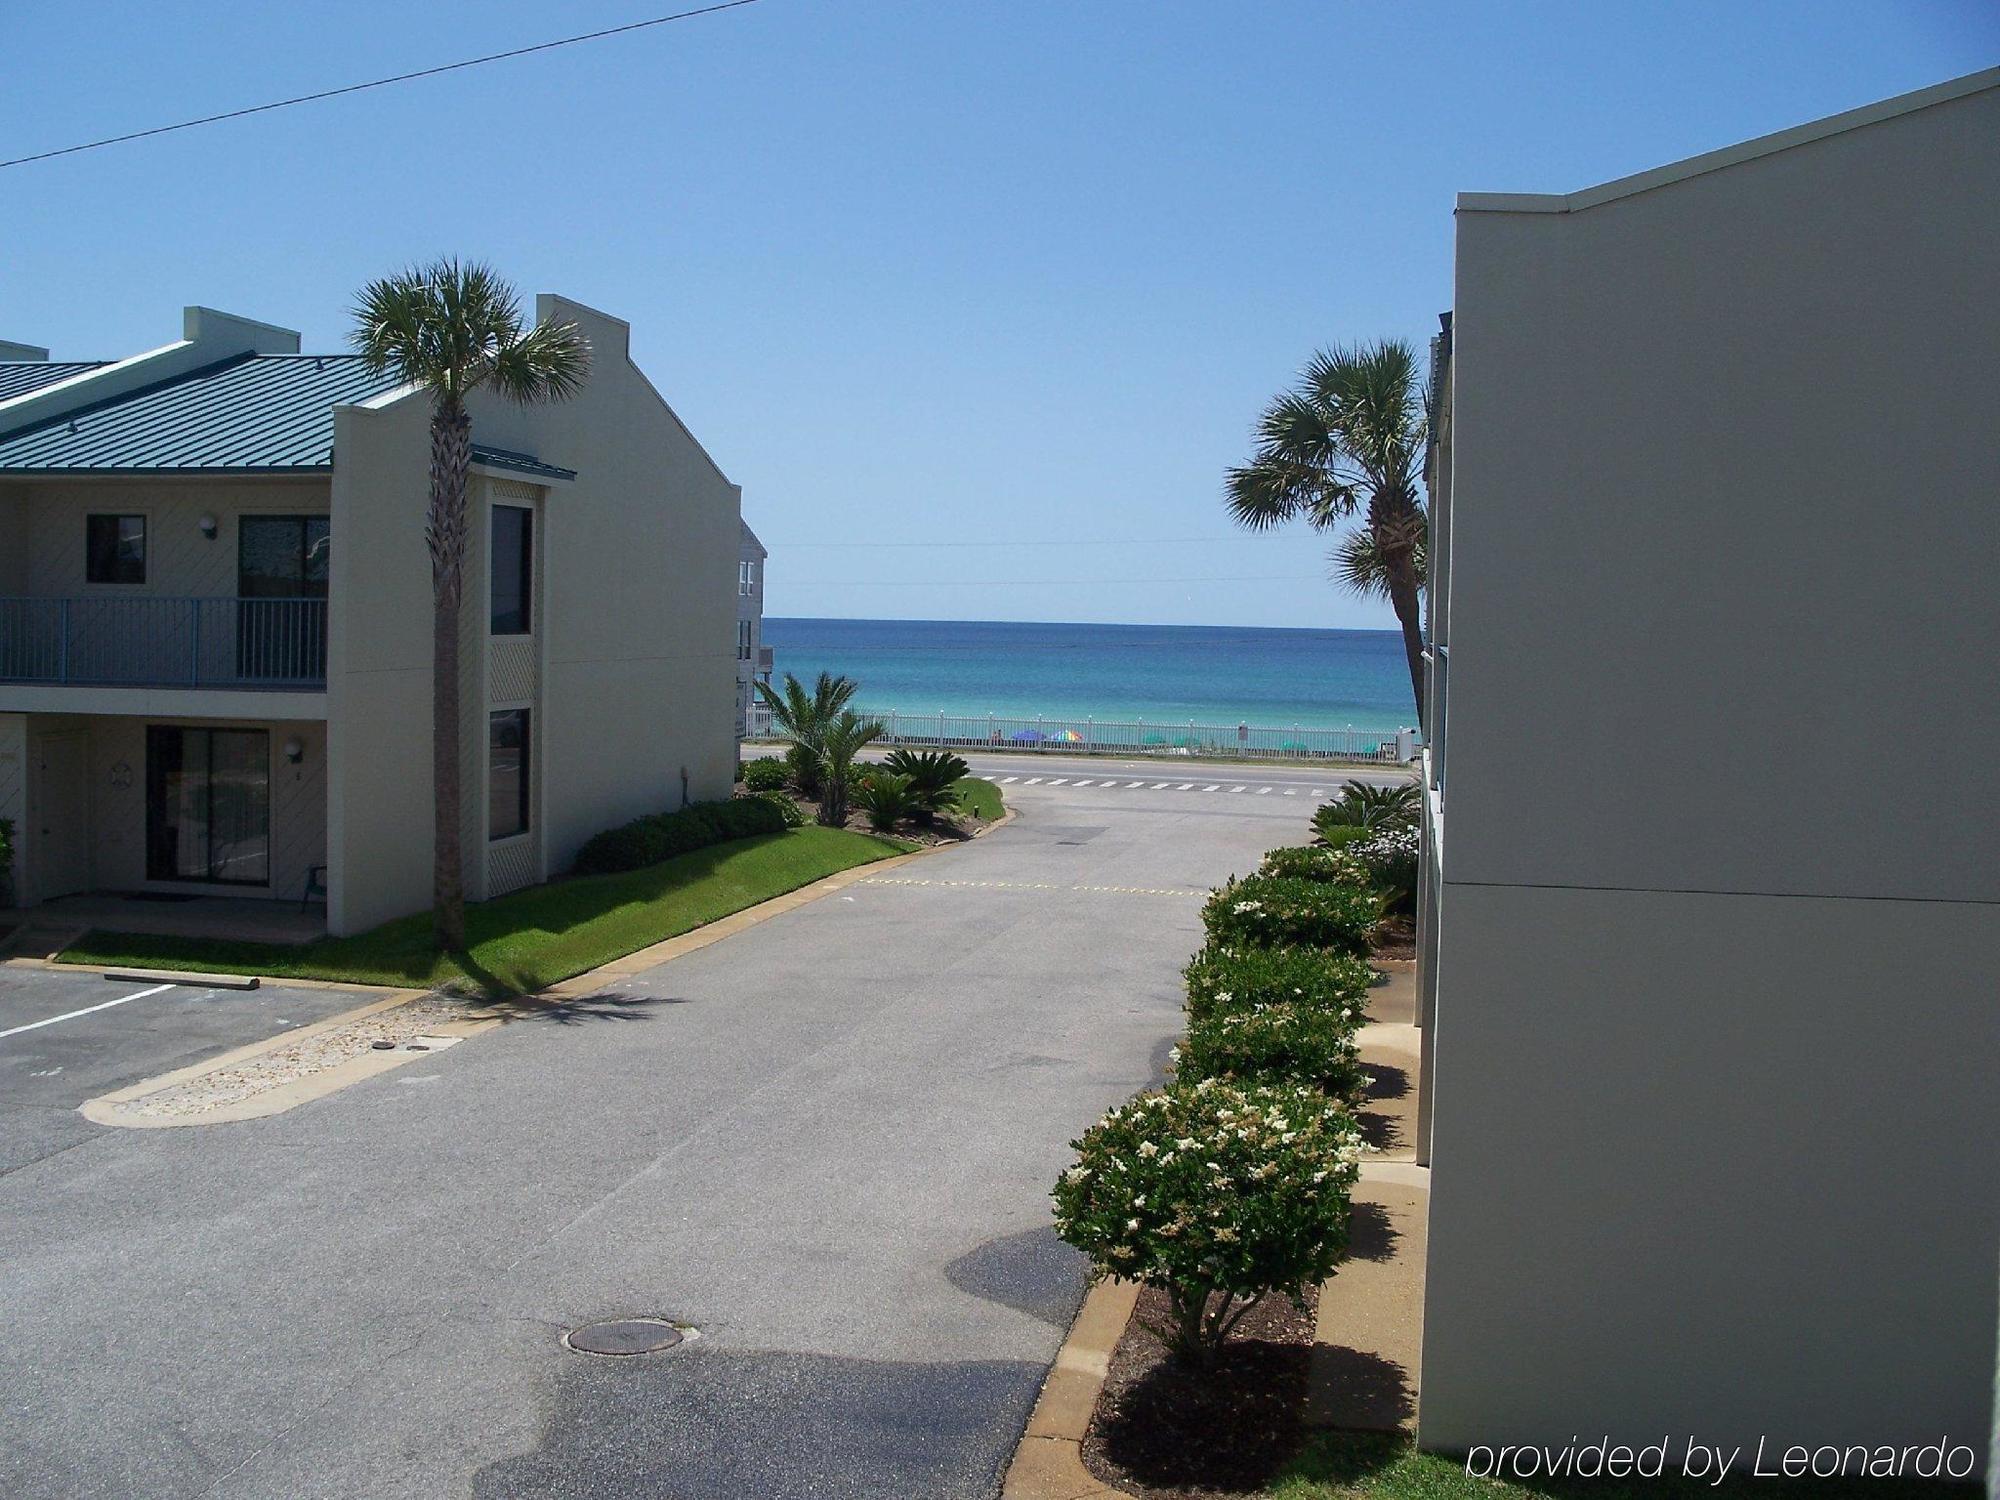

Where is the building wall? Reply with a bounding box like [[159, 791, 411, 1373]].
[[1422, 78, 2000, 1466], [326, 296, 739, 936], [9, 477, 330, 600]]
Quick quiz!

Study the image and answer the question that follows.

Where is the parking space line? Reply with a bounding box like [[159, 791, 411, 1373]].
[[0, 983, 176, 1042]]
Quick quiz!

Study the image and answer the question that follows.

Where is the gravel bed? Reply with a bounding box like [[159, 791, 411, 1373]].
[[116, 994, 480, 1119]]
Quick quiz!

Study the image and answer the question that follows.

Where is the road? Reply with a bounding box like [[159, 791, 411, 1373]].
[[0, 778, 1321, 1499]]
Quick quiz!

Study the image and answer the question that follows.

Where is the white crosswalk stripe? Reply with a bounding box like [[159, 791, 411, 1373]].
[[977, 770, 1404, 801]]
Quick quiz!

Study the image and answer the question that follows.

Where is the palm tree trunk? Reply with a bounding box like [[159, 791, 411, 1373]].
[[1384, 556, 1426, 723], [427, 401, 472, 951]]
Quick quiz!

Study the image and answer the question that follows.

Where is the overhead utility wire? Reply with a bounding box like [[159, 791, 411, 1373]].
[[0, 0, 765, 170]]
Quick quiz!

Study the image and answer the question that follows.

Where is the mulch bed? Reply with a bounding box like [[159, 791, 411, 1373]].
[[1081, 1284, 1319, 1499], [1369, 914, 1416, 961], [737, 789, 986, 847]]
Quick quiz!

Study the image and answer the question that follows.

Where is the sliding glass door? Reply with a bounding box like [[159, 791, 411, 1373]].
[[238, 516, 330, 681], [145, 727, 271, 885]]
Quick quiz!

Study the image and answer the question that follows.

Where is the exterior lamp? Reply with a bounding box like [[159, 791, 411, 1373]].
[[198, 513, 218, 539], [283, 736, 305, 764]]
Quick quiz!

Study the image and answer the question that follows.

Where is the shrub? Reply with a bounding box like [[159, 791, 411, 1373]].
[[1258, 844, 1370, 886], [741, 757, 790, 793], [881, 748, 969, 825], [1176, 1003, 1367, 1101], [1051, 1079, 1361, 1365], [1183, 944, 1373, 1028], [817, 710, 884, 826], [853, 769, 915, 831], [1351, 823, 1419, 913], [1200, 875, 1378, 956], [784, 741, 822, 798], [571, 796, 787, 875], [1313, 823, 1366, 851], [1311, 780, 1417, 841], [756, 789, 807, 827]]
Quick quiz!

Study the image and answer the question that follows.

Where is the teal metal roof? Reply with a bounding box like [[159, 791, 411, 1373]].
[[472, 444, 577, 481], [0, 354, 398, 473], [0, 354, 575, 481], [0, 360, 107, 402]]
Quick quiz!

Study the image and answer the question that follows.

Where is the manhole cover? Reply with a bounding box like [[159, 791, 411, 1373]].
[[562, 1318, 686, 1357]]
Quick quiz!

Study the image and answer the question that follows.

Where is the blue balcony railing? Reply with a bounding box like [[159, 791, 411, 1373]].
[[0, 596, 328, 689]]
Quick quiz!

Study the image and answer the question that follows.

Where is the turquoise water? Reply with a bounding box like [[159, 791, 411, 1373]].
[[760, 618, 1416, 733]]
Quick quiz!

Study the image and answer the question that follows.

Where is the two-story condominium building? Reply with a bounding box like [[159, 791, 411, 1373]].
[[0, 297, 742, 937], [736, 520, 771, 737], [1415, 69, 1999, 1471]]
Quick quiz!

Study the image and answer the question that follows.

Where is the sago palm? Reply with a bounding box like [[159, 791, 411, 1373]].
[[817, 709, 885, 827], [1227, 340, 1428, 718], [757, 671, 860, 798], [351, 259, 591, 950]]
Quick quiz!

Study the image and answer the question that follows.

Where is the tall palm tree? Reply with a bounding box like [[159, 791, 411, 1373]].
[[756, 671, 859, 798], [1226, 340, 1428, 718], [351, 260, 591, 950]]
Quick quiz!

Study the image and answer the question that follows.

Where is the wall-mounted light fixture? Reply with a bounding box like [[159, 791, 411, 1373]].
[[283, 736, 305, 764], [198, 513, 218, 539]]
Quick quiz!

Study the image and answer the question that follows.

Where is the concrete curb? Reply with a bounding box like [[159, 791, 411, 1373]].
[[80, 988, 446, 1128], [1002, 1278, 1141, 1499]]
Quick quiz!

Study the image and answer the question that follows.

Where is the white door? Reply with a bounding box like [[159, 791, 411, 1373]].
[[33, 732, 91, 900]]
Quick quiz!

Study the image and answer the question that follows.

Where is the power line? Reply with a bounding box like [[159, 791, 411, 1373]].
[[790, 576, 1327, 587], [0, 0, 766, 170], [774, 536, 1255, 550]]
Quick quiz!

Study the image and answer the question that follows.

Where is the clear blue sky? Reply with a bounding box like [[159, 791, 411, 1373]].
[[5, 1, 1994, 628]]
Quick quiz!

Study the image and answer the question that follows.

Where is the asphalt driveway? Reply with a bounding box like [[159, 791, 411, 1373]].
[[0, 779, 1318, 1499], [0, 964, 363, 1176]]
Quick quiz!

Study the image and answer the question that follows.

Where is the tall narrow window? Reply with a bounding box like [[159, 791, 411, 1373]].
[[238, 515, 330, 680], [739, 620, 752, 660], [491, 506, 533, 634], [145, 727, 270, 885], [489, 709, 529, 841], [86, 514, 147, 583]]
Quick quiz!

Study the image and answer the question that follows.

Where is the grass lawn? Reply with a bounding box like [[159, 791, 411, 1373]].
[[58, 827, 906, 996], [952, 776, 1004, 822], [1265, 1435, 1976, 1500]]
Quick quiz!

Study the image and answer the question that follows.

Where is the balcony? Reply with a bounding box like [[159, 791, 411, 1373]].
[[756, 645, 774, 674], [0, 597, 328, 690]]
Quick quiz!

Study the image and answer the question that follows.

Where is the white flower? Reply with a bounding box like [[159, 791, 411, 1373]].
[[1137, 1140, 1159, 1158], [1062, 1165, 1091, 1184], [1126, 1218, 1141, 1231]]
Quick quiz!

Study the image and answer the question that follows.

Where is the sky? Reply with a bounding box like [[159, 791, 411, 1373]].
[[4, 1, 1994, 629]]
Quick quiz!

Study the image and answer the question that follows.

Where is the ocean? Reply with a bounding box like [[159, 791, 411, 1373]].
[[759, 618, 1417, 734]]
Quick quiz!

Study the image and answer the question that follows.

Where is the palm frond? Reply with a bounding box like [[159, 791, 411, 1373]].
[[487, 317, 591, 404], [1330, 521, 1427, 600], [348, 256, 590, 405]]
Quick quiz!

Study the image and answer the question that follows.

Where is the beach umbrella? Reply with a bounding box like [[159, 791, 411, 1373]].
[[1054, 729, 1084, 743], [1010, 729, 1044, 743]]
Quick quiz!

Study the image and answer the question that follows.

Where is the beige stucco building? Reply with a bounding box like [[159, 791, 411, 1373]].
[[1, 297, 741, 936], [1416, 69, 1999, 1471]]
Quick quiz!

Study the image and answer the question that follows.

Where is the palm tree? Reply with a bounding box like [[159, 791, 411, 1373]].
[[756, 671, 860, 797], [816, 709, 885, 827], [351, 259, 591, 950], [1226, 340, 1428, 718]]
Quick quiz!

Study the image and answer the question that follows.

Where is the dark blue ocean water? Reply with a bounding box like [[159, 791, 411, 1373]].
[[760, 618, 1416, 733]]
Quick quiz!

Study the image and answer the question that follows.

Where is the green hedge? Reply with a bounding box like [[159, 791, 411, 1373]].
[[1200, 875, 1378, 956], [1257, 844, 1371, 885], [572, 797, 789, 875], [1176, 1002, 1367, 1101], [1183, 943, 1374, 1028], [741, 757, 790, 793]]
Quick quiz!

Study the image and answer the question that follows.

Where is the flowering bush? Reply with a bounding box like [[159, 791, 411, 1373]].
[[1176, 1003, 1367, 1101], [1351, 823, 1419, 912], [1051, 1079, 1361, 1364], [755, 789, 807, 827], [1200, 875, 1378, 956], [1257, 844, 1371, 887], [1183, 943, 1374, 1028]]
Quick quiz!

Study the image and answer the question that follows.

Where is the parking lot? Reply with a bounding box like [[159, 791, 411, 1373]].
[[0, 963, 363, 1172]]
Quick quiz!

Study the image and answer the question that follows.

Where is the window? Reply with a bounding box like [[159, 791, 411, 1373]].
[[738, 560, 751, 596], [491, 506, 533, 634], [489, 709, 529, 841], [86, 514, 146, 583], [738, 620, 752, 660], [238, 515, 330, 679], [146, 727, 270, 885]]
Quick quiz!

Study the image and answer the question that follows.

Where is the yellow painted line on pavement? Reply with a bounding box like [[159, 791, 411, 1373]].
[[860, 877, 1202, 898]]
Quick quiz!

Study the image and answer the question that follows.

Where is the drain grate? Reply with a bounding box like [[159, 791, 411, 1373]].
[[562, 1318, 688, 1357]]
